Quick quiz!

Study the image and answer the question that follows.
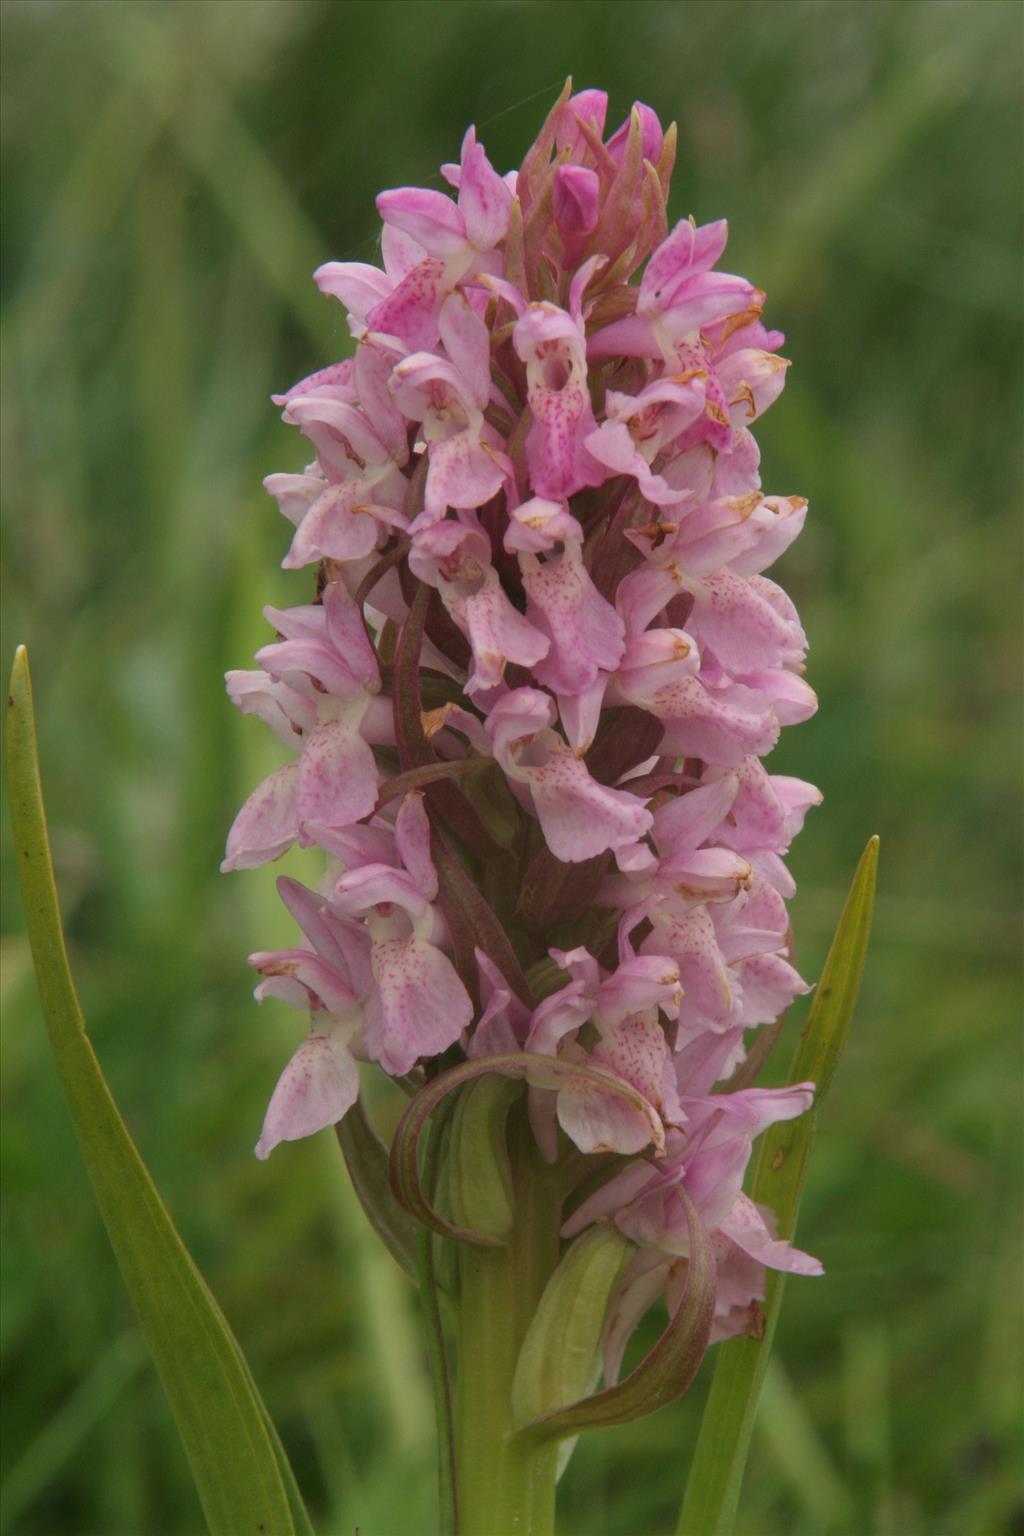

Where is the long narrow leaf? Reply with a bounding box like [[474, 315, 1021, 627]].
[[677, 836, 878, 1536], [5, 647, 308, 1536]]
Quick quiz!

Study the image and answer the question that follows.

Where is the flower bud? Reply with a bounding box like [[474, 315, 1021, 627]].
[[553, 165, 600, 248]]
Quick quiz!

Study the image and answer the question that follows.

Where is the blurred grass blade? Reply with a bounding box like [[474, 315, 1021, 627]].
[[5, 646, 309, 1536], [0, 1332, 147, 1536], [678, 835, 879, 1536]]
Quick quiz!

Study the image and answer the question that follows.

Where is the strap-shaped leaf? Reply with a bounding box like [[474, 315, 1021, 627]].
[[515, 1186, 715, 1443], [677, 836, 879, 1536], [511, 1226, 634, 1429], [5, 647, 308, 1536], [335, 1097, 421, 1288], [388, 1053, 665, 1247]]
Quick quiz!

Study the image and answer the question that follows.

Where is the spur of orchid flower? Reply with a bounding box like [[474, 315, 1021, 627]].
[[224, 81, 826, 1532]]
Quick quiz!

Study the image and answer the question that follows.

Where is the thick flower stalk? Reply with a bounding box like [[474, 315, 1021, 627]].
[[225, 83, 824, 1532]]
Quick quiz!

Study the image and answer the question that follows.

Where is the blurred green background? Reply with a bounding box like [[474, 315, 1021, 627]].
[[2, 2, 1021, 1533]]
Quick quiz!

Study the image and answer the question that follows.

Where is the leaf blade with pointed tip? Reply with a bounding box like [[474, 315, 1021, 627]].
[[5, 646, 309, 1536], [677, 836, 879, 1536]]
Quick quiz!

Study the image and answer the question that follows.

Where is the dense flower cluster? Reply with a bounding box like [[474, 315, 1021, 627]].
[[225, 86, 823, 1355]]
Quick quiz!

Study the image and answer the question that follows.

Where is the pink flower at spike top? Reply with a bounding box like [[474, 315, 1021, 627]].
[[225, 85, 824, 1354]]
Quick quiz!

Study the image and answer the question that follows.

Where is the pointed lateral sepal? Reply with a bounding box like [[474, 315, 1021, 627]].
[[335, 1097, 422, 1288], [388, 1053, 665, 1247], [677, 836, 879, 1536], [511, 1226, 634, 1430], [4, 648, 307, 1536], [515, 1186, 715, 1444]]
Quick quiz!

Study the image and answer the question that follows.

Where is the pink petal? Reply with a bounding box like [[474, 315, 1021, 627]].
[[457, 126, 513, 248], [438, 292, 492, 409], [606, 101, 665, 167], [222, 763, 299, 871], [425, 430, 507, 515], [595, 956, 682, 1026], [556, 677, 607, 754], [376, 186, 467, 257], [715, 348, 790, 426], [651, 775, 740, 854], [643, 904, 736, 1033], [640, 219, 729, 314], [226, 669, 314, 747], [655, 676, 781, 767], [255, 1031, 360, 1158], [263, 471, 323, 527], [557, 88, 608, 152], [256, 636, 363, 700], [593, 1013, 681, 1124], [719, 1193, 823, 1276], [463, 572, 550, 693], [522, 548, 625, 694], [504, 497, 582, 555], [277, 875, 373, 989], [561, 1157, 662, 1239], [323, 582, 381, 692], [365, 256, 450, 352], [687, 572, 806, 673], [553, 164, 600, 243], [283, 397, 391, 475], [297, 721, 379, 833], [583, 421, 680, 506], [735, 952, 810, 1026], [333, 863, 431, 921], [737, 668, 817, 726], [527, 744, 652, 862], [394, 791, 438, 900], [354, 342, 409, 463], [314, 261, 392, 321], [363, 937, 472, 1075], [248, 949, 357, 1016], [556, 1071, 662, 1156]]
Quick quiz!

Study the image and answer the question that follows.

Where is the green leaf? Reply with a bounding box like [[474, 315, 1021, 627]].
[[677, 835, 879, 1536], [335, 1096, 421, 1288], [511, 1226, 634, 1430], [448, 1075, 520, 1242], [515, 1187, 715, 1443], [5, 647, 310, 1536]]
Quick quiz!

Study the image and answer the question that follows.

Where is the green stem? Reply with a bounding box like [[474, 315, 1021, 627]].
[[419, 1112, 458, 1536], [454, 1106, 562, 1536]]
